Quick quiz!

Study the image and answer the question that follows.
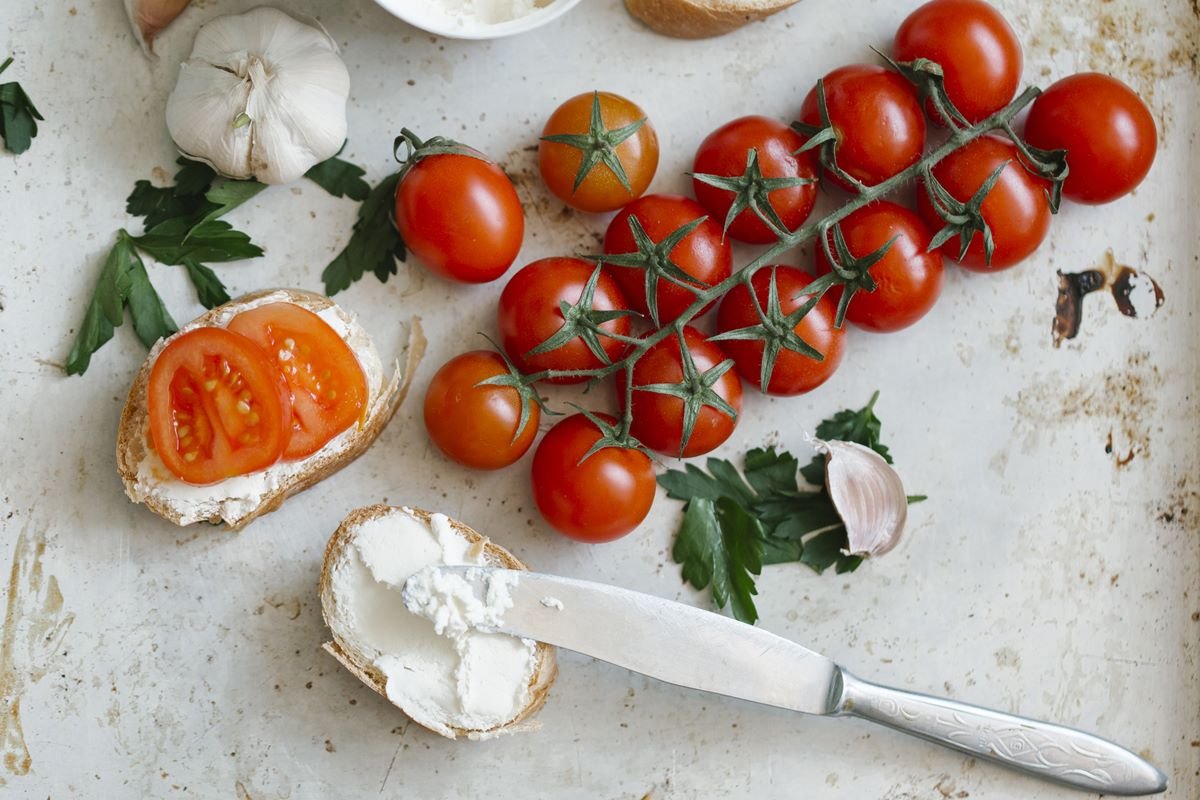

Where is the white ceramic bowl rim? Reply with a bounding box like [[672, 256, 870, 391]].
[[374, 0, 585, 40]]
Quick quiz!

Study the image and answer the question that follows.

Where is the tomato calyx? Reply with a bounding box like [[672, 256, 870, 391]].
[[596, 215, 710, 327], [921, 159, 1010, 264], [472, 336, 558, 444], [629, 330, 739, 458], [392, 128, 490, 178], [792, 79, 870, 193], [818, 224, 894, 327], [524, 264, 640, 369], [690, 148, 814, 242], [539, 91, 648, 195], [568, 403, 651, 465], [710, 267, 832, 392]]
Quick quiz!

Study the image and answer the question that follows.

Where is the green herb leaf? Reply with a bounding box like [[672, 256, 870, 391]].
[[183, 258, 231, 309], [671, 497, 762, 625], [126, 157, 217, 228], [186, 179, 267, 235], [134, 218, 264, 265], [125, 255, 178, 347], [306, 156, 371, 201], [0, 58, 43, 155], [322, 172, 404, 295]]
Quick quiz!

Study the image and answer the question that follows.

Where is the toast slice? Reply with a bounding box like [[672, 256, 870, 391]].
[[319, 505, 558, 739], [625, 0, 800, 38], [117, 289, 425, 530]]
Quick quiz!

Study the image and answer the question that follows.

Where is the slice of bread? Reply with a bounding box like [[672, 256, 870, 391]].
[[116, 289, 425, 530], [319, 505, 558, 739], [624, 0, 799, 38]]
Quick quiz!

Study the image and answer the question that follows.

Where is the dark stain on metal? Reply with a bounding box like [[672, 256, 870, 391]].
[[1112, 265, 1165, 319], [1052, 251, 1164, 348]]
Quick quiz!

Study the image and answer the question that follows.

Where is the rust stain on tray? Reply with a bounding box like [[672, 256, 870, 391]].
[[1053, 250, 1164, 348], [0, 524, 74, 783]]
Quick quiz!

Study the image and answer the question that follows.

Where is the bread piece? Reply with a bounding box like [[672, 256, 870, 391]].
[[624, 0, 799, 38], [319, 505, 558, 739], [117, 289, 425, 530]]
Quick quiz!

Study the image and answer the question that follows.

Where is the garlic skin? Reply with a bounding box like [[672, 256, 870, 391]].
[[125, 0, 192, 54], [165, 7, 350, 185], [815, 440, 908, 557]]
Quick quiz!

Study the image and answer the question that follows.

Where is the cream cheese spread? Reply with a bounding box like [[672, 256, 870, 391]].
[[126, 291, 391, 526], [326, 508, 537, 738]]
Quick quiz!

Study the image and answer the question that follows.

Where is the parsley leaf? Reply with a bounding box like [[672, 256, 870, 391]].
[[126, 158, 217, 228], [306, 155, 371, 200], [182, 258, 231, 309], [0, 57, 43, 155], [134, 218, 263, 265], [662, 393, 921, 623], [65, 232, 176, 374], [322, 172, 405, 295]]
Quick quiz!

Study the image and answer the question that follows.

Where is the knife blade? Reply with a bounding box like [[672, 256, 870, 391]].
[[413, 567, 1168, 797]]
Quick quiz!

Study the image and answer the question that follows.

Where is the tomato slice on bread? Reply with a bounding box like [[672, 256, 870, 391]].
[[227, 303, 369, 459], [148, 327, 293, 485]]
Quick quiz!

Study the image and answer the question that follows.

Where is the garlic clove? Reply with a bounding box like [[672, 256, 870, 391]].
[[815, 439, 908, 557], [165, 7, 350, 185], [125, 0, 192, 54]]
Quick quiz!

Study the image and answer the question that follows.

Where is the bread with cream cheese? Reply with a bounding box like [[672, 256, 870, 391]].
[[116, 289, 425, 530]]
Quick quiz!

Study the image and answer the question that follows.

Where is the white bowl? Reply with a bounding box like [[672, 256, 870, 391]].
[[374, 0, 584, 40]]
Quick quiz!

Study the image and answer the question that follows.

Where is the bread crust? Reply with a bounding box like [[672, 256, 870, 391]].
[[624, 0, 799, 38], [318, 505, 558, 739], [116, 289, 425, 531]]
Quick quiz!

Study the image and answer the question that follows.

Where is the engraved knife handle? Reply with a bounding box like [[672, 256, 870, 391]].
[[832, 670, 1167, 796]]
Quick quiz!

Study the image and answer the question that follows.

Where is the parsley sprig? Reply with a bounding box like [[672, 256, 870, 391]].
[[65, 154, 370, 375], [660, 392, 925, 625], [0, 56, 43, 154]]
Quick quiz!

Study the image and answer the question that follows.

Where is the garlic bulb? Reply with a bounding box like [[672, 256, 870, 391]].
[[815, 440, 908, 557], [165, 7, 350, 185], [126, 0, 193, 53]]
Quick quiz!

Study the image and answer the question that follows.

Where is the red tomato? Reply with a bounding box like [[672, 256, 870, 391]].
[[394, 149, 524, 284], [797, 65, 926, 188], [691, 115, 819, 244], [531, 413, 656, 543], [814, 202, 944, 332], [615, 327, 743, 457], [148, 327, 292, 484], [539, 92, 659, 213], [497, 257, 632, 384], [227, 303, 369, 459], [916, 134, 1051, 271], [423, 351, 539, 471], [603, 194, 732, 324], [893, 0, 1023, 124], [1023, 73, 1157, 204], [715, 266, 845, 396]]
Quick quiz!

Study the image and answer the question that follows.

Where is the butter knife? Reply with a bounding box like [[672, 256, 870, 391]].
[[417, 567, 1167, 796]]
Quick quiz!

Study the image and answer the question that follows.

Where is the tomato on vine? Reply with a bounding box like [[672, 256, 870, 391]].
[[917, 134, 1051, 271], [893, 0, 1023, 125], [603, 194, 732, 325], [691, 116, 818, 244], [814, 202, 944, 332], [715, 266, 845, 396], [1023, 73, 1157, 205], [423, 351, 540, 470], [531, 413, 656, 543], [497, 257, 633, 384], [797, 64, 926, 189], [616, 326, 743, 458], [393, 130, 524, 284], [539, 91, 659, 213]]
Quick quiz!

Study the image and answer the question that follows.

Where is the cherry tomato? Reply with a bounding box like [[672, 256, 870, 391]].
[[893, 0, 1023, 124], [615, 327, 743, 457], [797, 64, 926, 188], [813, 202, 944, 332], [603, 194, 732, 324], [531, 413, 656, 543], [148, 327, 292, 484], [916, 134, 1051, 271], [497, 257, 632, 384], [423, 351, 539, 471], [1023, 73, 1157, 204], [539, 92, 659, 213], [394, 148, 524, 284], [715, 266, 845, 396], [691, 115, 819, 244], [227, 303, 368, 459]]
